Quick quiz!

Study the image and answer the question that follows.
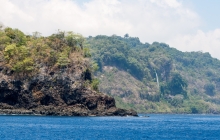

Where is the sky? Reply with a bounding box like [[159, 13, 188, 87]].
[[0, 0, 220, 59]]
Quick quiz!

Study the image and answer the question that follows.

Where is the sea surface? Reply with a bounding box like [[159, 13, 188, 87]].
[[0, 114, 220, 140]]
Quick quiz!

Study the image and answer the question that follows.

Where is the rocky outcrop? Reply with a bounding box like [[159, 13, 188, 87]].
[[0, 65, 137, 116]]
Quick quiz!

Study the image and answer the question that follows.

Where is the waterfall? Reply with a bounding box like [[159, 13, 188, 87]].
[[155, 70, 159, 89]]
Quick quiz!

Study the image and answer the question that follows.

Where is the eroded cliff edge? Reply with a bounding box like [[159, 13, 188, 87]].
[[0, 28, 137, 116]]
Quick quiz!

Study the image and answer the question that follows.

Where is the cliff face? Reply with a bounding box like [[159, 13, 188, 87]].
[[0, 65, 137, 116], [0, 27, 137, 116]]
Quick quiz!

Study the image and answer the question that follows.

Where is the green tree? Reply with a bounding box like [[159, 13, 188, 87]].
[[204, 83, 216, 96], [168, 73, 188, 96], [4, 44, 16, 60], [13, 57, 34, 73], [65, 32, 84, 50], [83, 47, 91, 57], [91, 78, 99, 91], [0, 31, 11, 49], [4, 28, 27, 46], [124, 33, 129, 38], [56, 52, 70, 68]]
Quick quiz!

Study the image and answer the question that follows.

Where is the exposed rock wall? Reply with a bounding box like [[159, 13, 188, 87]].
[[0, 66, 137, 116]]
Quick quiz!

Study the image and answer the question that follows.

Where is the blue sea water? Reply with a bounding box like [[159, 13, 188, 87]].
[[0, 114, 220, 140]]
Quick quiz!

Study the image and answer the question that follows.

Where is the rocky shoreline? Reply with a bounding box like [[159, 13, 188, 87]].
[[0, 107, 137, 117], [0, 90, 137, 116], [0, 108, 137, 117], [0, 69, 137, 117]]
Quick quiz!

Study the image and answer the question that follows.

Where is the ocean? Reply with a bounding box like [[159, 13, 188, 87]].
[[0, 114, 220, 140]]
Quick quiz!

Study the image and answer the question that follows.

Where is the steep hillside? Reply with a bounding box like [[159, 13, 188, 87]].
[[0, 27, 137, 116], [87, 35, 220, 113]]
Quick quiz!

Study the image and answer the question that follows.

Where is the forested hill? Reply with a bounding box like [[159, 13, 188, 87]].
[[0, 27, 137, 116], [1, 24, 220, 114], [87, 35, 220, 113]]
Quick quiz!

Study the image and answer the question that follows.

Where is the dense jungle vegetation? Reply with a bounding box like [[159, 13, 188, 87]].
[[87, 34, 220, 113]]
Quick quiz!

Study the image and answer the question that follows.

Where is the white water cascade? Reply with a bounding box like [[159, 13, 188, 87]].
[[155, 70, 159, 89]]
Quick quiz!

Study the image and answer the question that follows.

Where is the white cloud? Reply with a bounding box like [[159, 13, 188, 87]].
[[168, 29, 220, 59], [150, 0, 181, 8], [0, 0, 219, 59], [0, 0, 34, 23], [0, 0, 199, 37]]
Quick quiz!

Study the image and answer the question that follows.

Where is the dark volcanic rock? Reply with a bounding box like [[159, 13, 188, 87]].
[[0, 66, 137, 116]]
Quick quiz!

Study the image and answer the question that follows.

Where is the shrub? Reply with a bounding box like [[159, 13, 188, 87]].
[[91, 78, 99, 91]]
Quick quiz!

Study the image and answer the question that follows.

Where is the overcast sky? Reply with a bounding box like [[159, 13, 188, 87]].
[[0, 0, 220, 59]]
